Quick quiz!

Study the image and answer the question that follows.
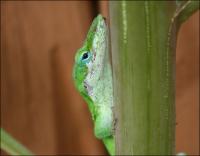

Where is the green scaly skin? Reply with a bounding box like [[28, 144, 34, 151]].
[[73, 15, 115, 155]]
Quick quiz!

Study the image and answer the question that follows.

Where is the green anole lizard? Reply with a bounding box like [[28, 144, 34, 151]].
[[73, 14, 115, 155]]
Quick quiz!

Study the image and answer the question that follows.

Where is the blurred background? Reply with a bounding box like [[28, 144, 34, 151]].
[[1, 1, 199, 155]]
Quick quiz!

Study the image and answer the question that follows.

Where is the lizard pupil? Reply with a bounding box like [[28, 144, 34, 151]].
[[82, 52, 88, 60]]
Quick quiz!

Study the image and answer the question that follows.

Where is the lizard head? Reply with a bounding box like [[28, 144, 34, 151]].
[[73, 14, 108, 98]]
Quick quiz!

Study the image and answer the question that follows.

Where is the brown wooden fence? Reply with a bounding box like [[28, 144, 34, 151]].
[[1, 1, 199, 155]]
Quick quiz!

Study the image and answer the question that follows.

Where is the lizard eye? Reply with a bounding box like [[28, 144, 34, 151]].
[[81, 51, 91, 64], [82, 52, 89, 60]]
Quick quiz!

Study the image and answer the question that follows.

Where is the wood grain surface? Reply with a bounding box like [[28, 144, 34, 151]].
[[176, 11, 199, 155], [1, 1, 107, 155], [1, 1, 199, 155]]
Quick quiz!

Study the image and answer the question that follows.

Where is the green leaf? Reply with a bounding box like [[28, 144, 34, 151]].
[[1, 128, 33, 155]]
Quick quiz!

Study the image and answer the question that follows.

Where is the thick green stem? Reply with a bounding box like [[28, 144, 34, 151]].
[[109, 1, 198, 155]]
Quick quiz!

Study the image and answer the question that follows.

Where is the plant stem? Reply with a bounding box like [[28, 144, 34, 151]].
[[109, 1, 198, 155], [176, 0, 199, 25]]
